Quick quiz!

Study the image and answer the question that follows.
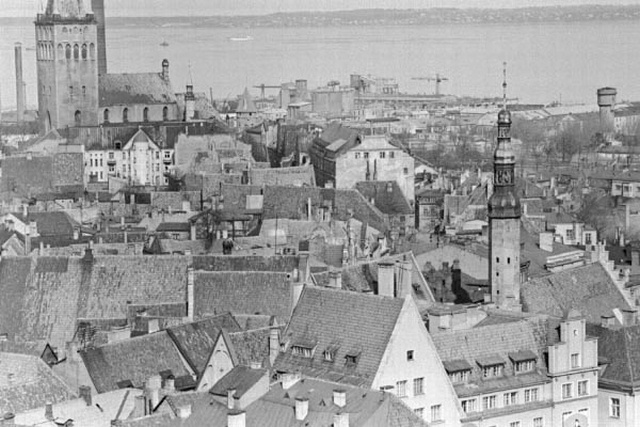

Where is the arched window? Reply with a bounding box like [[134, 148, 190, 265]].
[[57, 43, 64, 59], [103, 109, 110, 124], [143, 107, 149, 122], [81, 44, 87, 60], [73, 44, 79, 60], [62, 27, 68, 34], [89, 43, 95, 60], [123, 108, 129, 123], [163, 106, 169, 121], [65, 44, 71, 60], [75, 110, 82, 127]]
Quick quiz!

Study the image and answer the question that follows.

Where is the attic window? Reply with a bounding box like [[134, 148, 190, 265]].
[[509, 350, 537, 374], [291, 342, 316, 359], [345, 351, 361, 367], [323, 348, 337, 363]]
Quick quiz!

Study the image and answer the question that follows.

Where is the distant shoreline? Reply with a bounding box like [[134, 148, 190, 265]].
[[3, 5, 640, 27]]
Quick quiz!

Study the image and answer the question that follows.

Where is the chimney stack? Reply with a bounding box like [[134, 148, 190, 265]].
[[45, 402, 53, 421], [187, 267, 195, 321], [227, 389, 236, 410], [269, 328, 279, 366], [145, 375, 162, 412], [377, 262, 395, 297], [14, 43, 24, 123], [295, 398, 309, 420], [227, 411, 246, 427], [177, 405, 191, 419], [281, 372, 300, 390], [163, 375, 175, 394], [333, 390, 346, 408], [334, 412, 349, 427], [328, 269, 342, 289], [79, 385, 92, 406]]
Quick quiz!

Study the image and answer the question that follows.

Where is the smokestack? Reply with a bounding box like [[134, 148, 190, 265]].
[[15, 43, 24, 123], [91, 0, 107, 75]]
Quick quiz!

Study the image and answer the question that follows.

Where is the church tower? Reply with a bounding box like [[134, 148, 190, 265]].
[[488, 64, 521, 310], [36, 0, 99, 132]]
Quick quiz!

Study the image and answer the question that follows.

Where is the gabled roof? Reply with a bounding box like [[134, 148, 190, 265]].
[[355, 181, 413, 216], [99, 73, 177, 107], [193, 271, 294, 325], [587, 324, 640, 390], [166, 314, 242, 375], [228, 327, 276, 367], [0, 352, 76, 413], [274, 286, 404, 388], [521, 261, 633, 324], [209, 365, 267, 398], [122, 129, 160, 151], [80, 331, 194, 393], [313, 123, 359, 150]]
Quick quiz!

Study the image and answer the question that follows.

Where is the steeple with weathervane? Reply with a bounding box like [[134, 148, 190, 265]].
[[488, 62, 522, 310]]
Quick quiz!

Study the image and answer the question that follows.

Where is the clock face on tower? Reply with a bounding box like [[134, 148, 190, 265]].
[[496, 169, 513, 185]]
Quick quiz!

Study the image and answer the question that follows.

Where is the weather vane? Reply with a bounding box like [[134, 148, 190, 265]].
[[502, 61, 507, 109]]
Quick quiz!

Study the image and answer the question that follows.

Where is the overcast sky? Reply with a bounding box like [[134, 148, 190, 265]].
[[3, 0, 640, 18]]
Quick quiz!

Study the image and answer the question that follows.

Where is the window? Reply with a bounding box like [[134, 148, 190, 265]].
[[461, 399, 476, 413], [322, 349, 335, 362], [562, 412, 572, 421], [509, 422, 520, 427], [482, 395, 496, 410], [482, 364, 503, 379], [430, 405, 442, 422], [503, 391, 518, 406], [355, 152, 361, 159], [123, 108, 129, 123], [610, 397, 620, 418], [413, 377, 424, 396], [566, 229, 575, 241], [163, 106, 169, 121], [65, 44, 71, 59], [562, 383, 572, 399], [57, 43, 64, 58], [81, 43, 87, 59], [396, 380, 407, 398], [515, 360, 535, 373], [89, 43, 95, 59], [449, 369, 470, 384], [363, 152, 369, 159], [571, 353, 581, 368], [143, 107, 149, 122], [291, 345, 314, 358], [74, 110, 81, 127], [524, 387, 539, 402], [69, 86, 74, 100], [406, 350, 414, 361], [414, 408, 424, 418], [82, 85, 86, 97], [379, 151, 386, 158], [103, 109, 110, 123], [404, 167, 409, 175], [390, 151, 395, 158], [345, 354, 358, 366], [578, 380, 588, 396], [73, 44, 79, 59], [533, 417, 543, 427]]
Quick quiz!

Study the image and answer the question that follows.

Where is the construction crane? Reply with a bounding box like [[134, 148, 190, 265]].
[[411, 73, 449, 96], [253, 84, 281, 99]]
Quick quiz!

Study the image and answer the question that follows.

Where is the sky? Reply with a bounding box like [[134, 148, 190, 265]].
[[2, 0, 640, 18]]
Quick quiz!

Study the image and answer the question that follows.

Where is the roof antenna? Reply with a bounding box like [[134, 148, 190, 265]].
[[502, 61, 507, 110], [188, 61, 194, 86]]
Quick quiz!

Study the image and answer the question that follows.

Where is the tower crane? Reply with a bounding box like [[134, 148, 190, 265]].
[[411, 73, 449, 96], [253, 83, 281, 99]]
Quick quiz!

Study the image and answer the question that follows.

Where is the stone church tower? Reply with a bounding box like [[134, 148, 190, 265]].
[[488, 71, 521, 310], [36, 0, 100, 131]]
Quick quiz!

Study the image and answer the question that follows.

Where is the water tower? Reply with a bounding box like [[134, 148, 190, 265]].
[[597, 87, 617, 134]]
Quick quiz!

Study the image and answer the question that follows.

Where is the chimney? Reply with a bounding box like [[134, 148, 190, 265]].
[[622, 309, 637, 326], [620, 231, 626, 247], [281, 372, 300, 390], [120, 216, 125, 227], [163, 375, 175, 394], [227, 389, 236, 410], [377, 262, 395, 297], [73, 227, 79, 241], [185, 84, 195, 122], [539, 232, 554, 252], [333, 390, 346, 408], [269, 328, 279, 366], [22, 204, 27, 217], [162, 59, 169, 81], [398, 260, 413, 298], [297, 252, 309, 283], [334, 412, 349, 427], [15, 43, 24, 123], [79, 385, 92, 406], [601, 314, 616, 328], [227, 411, 246, 427], [328, 269, 342, 289], [295, 398, 309, 420], [29, 220, 38, 237], [187, 267, 195, 321], [189, 223, 196, 241], [177, 405, 191, 419], [39, 241, 44, 256], [131, 395, 146, 418], [145, 375, 162, 412], [45, 402, 53, 421]]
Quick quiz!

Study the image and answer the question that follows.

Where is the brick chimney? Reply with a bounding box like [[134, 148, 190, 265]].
[[187, 267, 195, 321], [227, 389, 236, 410], [145, 375, 162, 412], [281, 372, 300, 390], [177, 404, 191, 419], [227, 411, 246, 427], [295, 398, 309, 420], [334, 412, 349, 427], [269, 328, 279, 366], [377, 262, 395, 297], [333, 390, 346, 408], [79, 385, 92, 406], [45, 402, 53, 421], [328, 269, 342, 289]]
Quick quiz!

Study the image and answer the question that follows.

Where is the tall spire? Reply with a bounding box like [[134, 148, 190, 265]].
[[502, 61, 507, 109]]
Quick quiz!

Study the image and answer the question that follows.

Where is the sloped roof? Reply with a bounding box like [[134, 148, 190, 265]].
[[99, 73, 177, 107], [274, 286, 404, 388], [355, 181, 413, 216], [586, 324, 640, 389], [209, 366, 267, 398], [45, 0, 90, 19], [191, 255, 299, 272], [249, 165, 316, 187], [166, 314, 242, 375], [80, 331, 193, 393], [521, 262, 633, 324], [0, 153, 83, 197], [193, 271, 294, 325], [314, 123, 360, 149], [0, 352, 76, 413], [228, 327, 275, 367]]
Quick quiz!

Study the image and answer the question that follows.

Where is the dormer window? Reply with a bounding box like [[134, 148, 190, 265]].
[[323, 345, 338, 363], [477, 355, 505, 379], [291, 340, 316, 359], [509, 350, 537, 374], [345, 350, 361, 367], [443, 359, 472, 384]]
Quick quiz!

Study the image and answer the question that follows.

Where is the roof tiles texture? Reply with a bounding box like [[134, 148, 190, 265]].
[[274, 286, 404, 388], [355, 181, 413, 216], [586, 324, 640, 388], [228, 327, 275, 367], [99, 73, 177, 107]]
